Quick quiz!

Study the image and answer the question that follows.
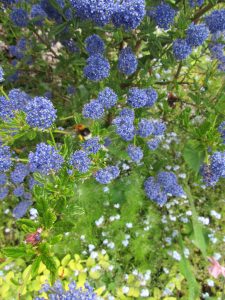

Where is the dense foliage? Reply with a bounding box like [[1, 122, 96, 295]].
[[0, 0, 225, 299]]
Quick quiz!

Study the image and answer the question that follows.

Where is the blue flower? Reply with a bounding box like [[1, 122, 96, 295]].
[[62, 39, 79, 53], [29, 143, 64, 175], [10, 8, 28, 27], [0, 187, 9, 200], [10, 163, 29, 184], [144, 177, 167, 206], [8, 89, 31, 112], [30, 4, 47, 26], [112, 0, 146, 30], [35, 281, 98, 300], [127, 88, 148, 108], [82, 137, 101, 154], [152, 120, 166, 136], [85, 34, 105, 55], [0, 66, 4, 82], [70, 0, 115, 26], [67, 85, 76, 95], [69, 150, 91, 173], [0, 96, 14, 121], [26, 96, 57, 129], [137, 119, 154, 138], [189, 0, 204, 7], [211, 151, 225, 179], [113, 109, 135, 141], [127, 145, 143, 163], [97, 87, 118, 108], [144, 87, 158, 107], [0, 146, 12, 172], [84, 54, 110, 81], [0, 173, 7, 185], [82, 99, 104, 119], [148, 3, 176, 30], [218, 121, 225, 143], [205, 9, 225, 34], [40, 0, 69, 22], [147, 137, 161, 150], [118, 47, 138, 76], [13, 200, 32, 219], [186, 23, 209, 47], [173, 39, 192, 60], [13, 185, 25, 197], [95, 166, 120, 184]]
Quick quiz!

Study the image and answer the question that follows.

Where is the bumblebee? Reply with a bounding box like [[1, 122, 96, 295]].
[[74, 124, 92, 141]]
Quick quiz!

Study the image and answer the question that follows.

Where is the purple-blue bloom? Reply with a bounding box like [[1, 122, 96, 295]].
[[84, 54, 110, 81], [97, 87, 118, 108], [189, 0, 204, 7], [127, 88, 148, 108], [10, 8, 28, 27], [145, 87, 158, 107], [85, 34, 105, 56], [147, 137, 161, 150], [205, 9, 225, 34], [113, 109, 135, 141], [127, 144, 143, 163], [148, 3, 176, 30], [0, 96, 14, 121], [118, 47, 138, 76], [30, 4, 47, 26], [29, 143, 64, 175], [0, 66, 4, 82], [137, 119, 154, 138], [0, 187, 9, 200], [10, 163, 29, 184], [0, 173, 7, 185], [186, 23, 209, 47], [8, 89, 31, 112], [144, 177, 167, 206], [26, 96, 57, 129], [218, 121, 225, 143], [0, 146, 12, 172], [95, 165, 120, 184], [13, 185, 25, 197], [152, 120, 167, 136], [69, 150, 91, 173], [173, 39, 192, 60], [82, 137, 101, 154], [82, 99, 104, 119], [13, 200, 32, 219]]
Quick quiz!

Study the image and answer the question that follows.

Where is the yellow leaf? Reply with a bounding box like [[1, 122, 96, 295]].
[[98, 260, 110, 269], [153, 287, 161, 299], [61, 254, 71, 266], [6, 271, 14, 281], [74, 254, 80, 261], [22, 265, 32, 280], [163, 298, 177, 300], [89, 270, 101, 280], [86, 257, 95, 267], [77, 272, 87, 287], [95, 286, 106, 296], [127, 274, 135, 284], [38, 262, 46, 274], [127, 287, 140, 297]]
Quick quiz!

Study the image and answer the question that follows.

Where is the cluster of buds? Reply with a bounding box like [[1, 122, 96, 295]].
[[25, 228, 42, 245]]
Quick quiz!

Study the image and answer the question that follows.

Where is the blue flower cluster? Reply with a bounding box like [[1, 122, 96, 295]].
[[148, 3, 176, 30], [25, 96, 57, 129], [9, 37, 27, 60], [82, 99, 104, 120], [69, 150, 91, 173], [30, 4, 47, 26], [189, 0, 204, 7], [0, 146, 12, 172], [0, 187, 9, 200], [205, 9, 225, 34], [127, 145, 143, 163], [127, 87, 148, 108], [118, 47, 138, 76], [145, 88, 158, 107], [10, 8, 28, 27], [40, 0, 71, 23], [10, 163, 29, 184], [84, 54, 110, 81], [97, 87, 118, 109], [144, 172, 184, 206], [137, 119, 154, 138], [210, 43, 225, 72], [35, 281, 98, 300], [61, 39, 79, 53], [186, 23, 209, 47], [8, 88, 31, 111], [113, 108, 135, 141], [0, 66, 4, 82], [0, 96, 14, 121], [218, 121, 225, 143], [70, 0, 145, 29], [85, 34, 105, 56], [201, 151, 225, 186], [13, 200, 33, 219], [173, 23, 209, 60], [29, 143, 64, 175], [82, 137, 101, 154], [147, 137, 161, 150], [95, 165, 120, 184]]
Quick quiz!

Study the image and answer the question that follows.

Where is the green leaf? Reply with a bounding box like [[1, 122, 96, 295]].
[[31, 256, 42, 278], [183, 141, 205, 173], [16, 219, 38, 229], [2, 246, 27, 258], [41, 254, 57, 274]]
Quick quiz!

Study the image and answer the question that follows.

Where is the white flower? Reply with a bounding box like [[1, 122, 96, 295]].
[[103, 239, 108, 245], [122, 240, 129, 247], [122, 286, 129, 294], [95, 216, 104, 227], [88, 244, 95, 252], [184, 248, 190, 258], [210, 210, 221, 220], [101, 249, 106, 255], [172, 251, 181, 261], [132, 269, 138, 276], [103, 187, 109, 193], [198, 217, 210, 225], [140, 289, 149, 297], [207, 279, 214, 287], [126, 223, 133, 228], [108, 265, 114, 271], [80, 235, 85, 241], [114, 203, 120, 208], [90, 251, 98, 259], [186, 210, 192, 216], [178, 173, 186, 179], [213, 253, 221, 261], [163, 268, 169, 274], [107, 242, 115, 249]]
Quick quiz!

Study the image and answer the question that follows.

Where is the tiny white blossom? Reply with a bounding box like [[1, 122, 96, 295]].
[[210, 210, 221, 220], [95, 216, 104, 227], [88, 244, 95, 252], [108, 265, 114, 271], [122, 286, 129, 294], [126, 223, 133, 228], [107, 242, 115, 249], [80, 235, 85, 241], [90, 251, 98, 259], [198, 216, 210, 225], [103, 187, 109, 193], [207, 279, 214, 287], [122, 240, 129, 247], [172, 251, 181, 261], [114, 203, 120, 208], [140, 289, 149, 297], [101, 249, 106, 255]]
